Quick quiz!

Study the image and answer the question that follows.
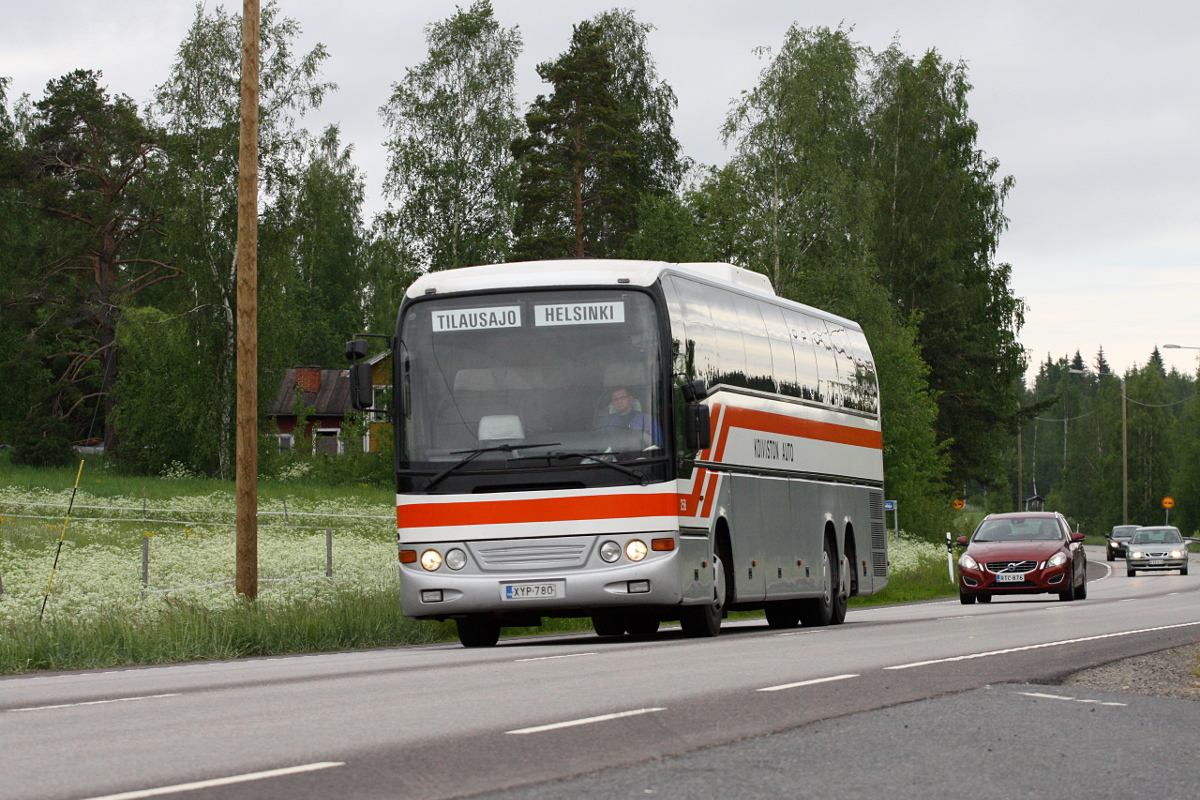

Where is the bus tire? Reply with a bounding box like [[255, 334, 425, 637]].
[[680, 556, 725, 637], [765, 600, 801, 629], [592, 611, 625, 637], [799, 538, 836, 627], [623, 612, 659, 637], [456, 616, 501, 648]]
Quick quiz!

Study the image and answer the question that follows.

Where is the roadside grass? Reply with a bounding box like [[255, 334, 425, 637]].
[[849, 551, 959, 607], [0, 586, 452, 674]]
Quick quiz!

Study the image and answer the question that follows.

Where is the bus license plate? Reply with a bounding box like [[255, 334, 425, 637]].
[[996, 573, 1025, 583], [502, 582, 559, 600]]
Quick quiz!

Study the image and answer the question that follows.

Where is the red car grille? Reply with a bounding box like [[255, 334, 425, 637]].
[[985, 560, 1038, 573]]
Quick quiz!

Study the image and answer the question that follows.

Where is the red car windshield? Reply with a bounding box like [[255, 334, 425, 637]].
[[974, 518, 1062, 542]]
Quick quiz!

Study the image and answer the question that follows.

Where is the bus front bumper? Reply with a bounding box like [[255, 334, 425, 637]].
[[401, 547, 686, 619]]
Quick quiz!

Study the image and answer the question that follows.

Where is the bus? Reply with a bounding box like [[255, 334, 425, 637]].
[[347, 259, 887, 647]]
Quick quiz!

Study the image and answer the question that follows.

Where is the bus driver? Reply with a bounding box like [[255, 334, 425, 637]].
[[598, 386, 664, 447]]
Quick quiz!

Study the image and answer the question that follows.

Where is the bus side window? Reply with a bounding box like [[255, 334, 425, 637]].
[[845, 329, 880, 415], [676, 278, 719, 388], [732, 292, 775, 393], [759, 302, 799, 398], [780, 309, 821, 403], [702, 283, 747, 389], [660, 276, 689, 378], [805, 315, 843, 408]]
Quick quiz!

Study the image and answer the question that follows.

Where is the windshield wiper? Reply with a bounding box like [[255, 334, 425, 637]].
[[423, 442, 561, 492], [546, 452, 650, 486]]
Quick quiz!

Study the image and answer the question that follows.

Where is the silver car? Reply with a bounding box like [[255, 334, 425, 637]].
[[1126, 526, 1190, 576]]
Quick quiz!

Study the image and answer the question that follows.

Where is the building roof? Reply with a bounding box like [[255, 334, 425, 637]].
[[268, 368, 352, 417]]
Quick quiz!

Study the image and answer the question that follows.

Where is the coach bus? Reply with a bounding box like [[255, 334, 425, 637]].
[[347, 259, 887, 647]]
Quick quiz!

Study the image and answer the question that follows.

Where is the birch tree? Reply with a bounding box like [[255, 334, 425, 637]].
[[380, 0, 522, 272]]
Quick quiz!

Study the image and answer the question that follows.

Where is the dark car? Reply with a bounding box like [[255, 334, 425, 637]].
[[1106, 524, 1140, 561], [1126, 526, 1189, 576], [956, 512, 1088, 604]]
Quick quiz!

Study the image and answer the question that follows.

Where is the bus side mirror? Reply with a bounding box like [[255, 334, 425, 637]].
[[349, 362, 374, 410], [680, 378, 707, 403], [686, 403, 711, 451], [345, 339, 369, 362]]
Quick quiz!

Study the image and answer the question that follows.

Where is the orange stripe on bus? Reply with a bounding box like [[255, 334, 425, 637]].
[[701, 472, 719, 518], [718, 406, 882, 450], [398, 493, 680, 528]]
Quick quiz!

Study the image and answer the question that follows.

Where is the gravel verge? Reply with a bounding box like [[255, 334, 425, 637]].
[[1062, 642, 1200, 700]]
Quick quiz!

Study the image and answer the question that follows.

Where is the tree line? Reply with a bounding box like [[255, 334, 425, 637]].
[[1010, 348, 1199, 536], [1, 1, 1034, 537]]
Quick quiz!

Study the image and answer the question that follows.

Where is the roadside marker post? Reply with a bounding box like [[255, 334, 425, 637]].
[[40, 460, 85, 620], [946, 531, 955, 584]]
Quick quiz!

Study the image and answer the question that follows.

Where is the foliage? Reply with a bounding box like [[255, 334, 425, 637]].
[[4, 70, 173, 454], [143, 0, 337, 477], [380, 0, 523, 272], [866, 44, 1026, 488], [511, 20, 641, 260]]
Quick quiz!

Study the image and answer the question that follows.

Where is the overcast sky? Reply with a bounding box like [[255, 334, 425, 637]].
[[5, 1, 1197, 382]]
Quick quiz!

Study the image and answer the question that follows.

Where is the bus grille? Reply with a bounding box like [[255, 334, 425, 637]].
[[871, 520, 886, 551], [869, 492, 884, 519], [872, 551, 888, 577], [469, 537, 592, 571]]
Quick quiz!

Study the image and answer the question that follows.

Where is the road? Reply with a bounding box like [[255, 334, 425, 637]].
[[3, 547, 1200, 800]]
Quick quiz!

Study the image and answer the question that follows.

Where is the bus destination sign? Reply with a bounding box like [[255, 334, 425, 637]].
[[534, 301, 625, 326], [432, 306, 521, 333]]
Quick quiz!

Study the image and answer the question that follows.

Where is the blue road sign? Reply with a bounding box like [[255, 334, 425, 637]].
[[884, 500, 896, 511]]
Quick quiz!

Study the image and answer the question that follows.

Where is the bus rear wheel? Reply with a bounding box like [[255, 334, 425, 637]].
[[799, 539, 836, 627], [456, 616, 501, 648]]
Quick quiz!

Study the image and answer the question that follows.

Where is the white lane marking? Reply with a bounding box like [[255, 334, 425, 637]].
[[506, 707, 666, 735], [884, 620, 1200, 670], [757, 674, 859, 693], [515, 652, 597, 663], [77, 762, 345, 800], [1017, 691, 1126, 707], [8, 693, 180, 713], [774, 629, 829, 637]]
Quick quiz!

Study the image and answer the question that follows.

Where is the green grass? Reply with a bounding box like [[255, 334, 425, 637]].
[[0, 587, 452, 674], [849, 552, 960, 607]]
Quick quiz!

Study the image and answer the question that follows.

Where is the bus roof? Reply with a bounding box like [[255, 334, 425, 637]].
[[406, 260, 771, 298], [405, 259, 860, 330]]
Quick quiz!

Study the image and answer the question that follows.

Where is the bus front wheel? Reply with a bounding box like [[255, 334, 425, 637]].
[[456, 616, 501, 648]]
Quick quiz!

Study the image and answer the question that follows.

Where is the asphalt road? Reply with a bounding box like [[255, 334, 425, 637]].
[[4, 547, 1200, 800]]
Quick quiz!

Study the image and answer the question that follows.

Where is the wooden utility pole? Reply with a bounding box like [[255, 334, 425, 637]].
[[1121, 375, 1129, 526], [235, 0, 259, 600]]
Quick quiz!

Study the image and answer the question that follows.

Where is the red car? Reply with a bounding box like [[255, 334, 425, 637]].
[[956, 511, 1088, 604]]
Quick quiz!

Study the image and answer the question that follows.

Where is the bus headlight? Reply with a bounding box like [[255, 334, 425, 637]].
[[445, 548, 467, 570], [600, 541, 622, 563], [625, 540, 648, 562], [420, 550, 443, 571]]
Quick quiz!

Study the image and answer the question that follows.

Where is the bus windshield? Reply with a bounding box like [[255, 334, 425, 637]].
[[397, 289, 665, 478]]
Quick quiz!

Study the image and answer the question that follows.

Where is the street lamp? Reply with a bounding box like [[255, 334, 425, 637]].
[[1070, 366, 1128, 524]]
